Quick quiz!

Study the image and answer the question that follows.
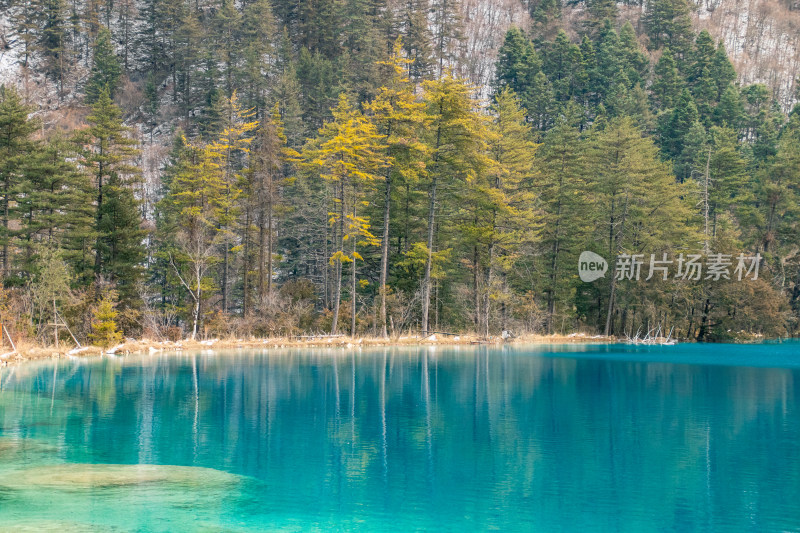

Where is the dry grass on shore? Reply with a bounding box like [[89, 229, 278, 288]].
[[0, 332, 616, 366]]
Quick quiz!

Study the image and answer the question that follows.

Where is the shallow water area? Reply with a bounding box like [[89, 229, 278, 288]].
[[0, 342, 798, 531]]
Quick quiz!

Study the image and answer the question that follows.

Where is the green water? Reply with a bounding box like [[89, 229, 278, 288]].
[[0, 342, 798, 531]]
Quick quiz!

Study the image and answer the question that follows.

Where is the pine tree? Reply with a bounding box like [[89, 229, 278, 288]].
[[366, 39, 429, 337], [689, 30, 716, 84], [693, 66, 719, 124], [41, 0, 72, 96], [85, 27, 122, 103], [675, 119, 707, 182], [495, 28, 542, 98], [15, 136, 95, 281], [419, 75, 488, 334], [587, 117, 696, 335], [483, 88, 538, 335], [714, 84, 744, 130], [206, 93, 258, 313], [710, 42, 736, 100], [274, 63, 305, 148], [174, 8, 203, 116], [658, 88, 700, 160], [527, 71, 556, 131], [77, 88, 140, 294], [594, 22, 623, 102], [578, 35, 598, 110], [643, 0, 693, 59], [246, 105, 294, 314], [582, 0, 617, 37], [97, 172, 146, 308], [536, 105, 588, 332], [341, 0, 384, 103], [431, 0, 464, 77], [618, 22, 649, 88], [239, 0, 278, 114], [651, 48, 684, 109], [89, 292, 124, 348], [540, 30, 583, 103], [298, 94, 388, 334], [758, 120, 800, 253], [297, 0, 343, 58], [401, 0, 435, 84], [297, 47, 342, 135], [705, 127, 749, 243], [213, 0, 243, 96], [0, 87, 37, 281]]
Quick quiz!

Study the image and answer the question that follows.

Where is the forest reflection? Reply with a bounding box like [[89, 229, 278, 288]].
[[0, 345, 798, 531]]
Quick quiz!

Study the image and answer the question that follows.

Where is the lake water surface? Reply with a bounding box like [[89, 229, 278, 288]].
[[0, 342, 798, 532]]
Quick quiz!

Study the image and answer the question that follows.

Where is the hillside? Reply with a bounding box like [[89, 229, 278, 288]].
[[0, 0, 798, 347]]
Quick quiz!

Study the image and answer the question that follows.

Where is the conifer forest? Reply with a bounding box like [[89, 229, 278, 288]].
[[0, 0, 799, 343]]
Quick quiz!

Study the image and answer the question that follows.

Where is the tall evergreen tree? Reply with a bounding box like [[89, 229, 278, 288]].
[[494, 28, 541, 98], [97, 172, 146, 307], [689, 30, 716, 84], [85, 26, 122, 103], [0, 87, 37, 282], [400, 0, 435, 84], [78, 88, 140, 296], [245, 105, 293, 314], [643, 0, 693, 59], [618, 22, 649, 88], [710, 42, 736, 100], [758, 119, 800, 253], [658, 88, 700, 160], [482, 88, 538, 335], [651, 48, 684, 109], [536, 106, 588, 332], [540, 30, 584, 103], [41, 0, 72, 96], [15, 136, 95, 281], [366, 39, 429, 337], [419, 75, 488, 334], [588, 117, 696, 335], [431, 0, 464, 77], [714, 84, 744, 130], [298, 95, 388, 335]]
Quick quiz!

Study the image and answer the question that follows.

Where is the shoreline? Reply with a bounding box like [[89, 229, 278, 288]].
[[0, 333, 619, 366]]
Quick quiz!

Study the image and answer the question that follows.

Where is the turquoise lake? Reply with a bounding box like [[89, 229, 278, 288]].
[[0, 342, 798, 532]]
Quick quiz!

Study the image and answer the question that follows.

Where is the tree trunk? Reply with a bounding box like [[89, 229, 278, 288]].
[[258, 193, 266, 307], [243, 207, 251, 316], [421, 174, 437, 336], [222, 234, 229, 312], [473, 244, 480, 333], [604, 274, 617, 336], [266, 184, 273, 297], [351, 188, 358, 337], [331, 181, 345, 334], [422, 111, 443, 336], [546, 177, 563, 334], [484, 238, 494, 338], [94, 162, 104, 294], [379, 166, 392, 338], [2, 174, 9, 280], [604, 192, 630, 337]]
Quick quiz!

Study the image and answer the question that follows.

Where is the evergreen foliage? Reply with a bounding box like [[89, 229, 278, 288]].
[[1, 0, 798, 342], [89, 293, 124, 348]]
